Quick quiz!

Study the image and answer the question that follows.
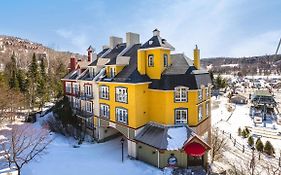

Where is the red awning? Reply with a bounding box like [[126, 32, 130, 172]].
[[184, 142, 206, 157]]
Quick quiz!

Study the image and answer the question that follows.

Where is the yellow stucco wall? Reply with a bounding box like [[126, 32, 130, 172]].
[[137, 48, 170, 79], [98, 81, 211, 128]]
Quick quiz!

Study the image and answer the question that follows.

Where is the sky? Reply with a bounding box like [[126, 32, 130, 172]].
[[0, 0, 281, 58]]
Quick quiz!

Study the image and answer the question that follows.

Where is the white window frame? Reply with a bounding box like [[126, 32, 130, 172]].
[[116, 87, 128, 103], [85, 84, 92, 97], [73, 83, 79, 95], [198, 105, 203, 121], [174, 87, 188, 102], [175, 109, 188, 124], [100, 85, 109, 99], [116, 108, 128, 124], [66, 82, 72, 93], [85, 101, 93, 113], [100, 104, 110, 118], [73, 98, 80, 109], [206, 102, 210, 117], [198, 88, 203, 100], [164, 54, 168, 67], [148, 54, 154, 67]]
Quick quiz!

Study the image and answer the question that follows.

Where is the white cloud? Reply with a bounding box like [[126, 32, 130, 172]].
[[55, 29, 89, 54]]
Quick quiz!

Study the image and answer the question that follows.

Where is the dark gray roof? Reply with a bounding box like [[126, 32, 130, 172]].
[[102, 44, 151, 83], [135, 123, 193, 150], [63, 70, 80, 80], [140, 35, 175, 50], [105, 43, 126, 65], [163, 54, 192, 75], [78, 69, 93, 81], [88, 48, 110, 66]]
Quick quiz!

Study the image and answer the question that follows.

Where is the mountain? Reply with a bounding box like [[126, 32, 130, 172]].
[[0, 35, 85, 69]]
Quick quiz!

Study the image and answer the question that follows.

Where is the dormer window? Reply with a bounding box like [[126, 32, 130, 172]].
[[164, 54, 168, 67], [174, 87, 188, 102], [110, 67, 116, 78], [148, 54, 154, 67]]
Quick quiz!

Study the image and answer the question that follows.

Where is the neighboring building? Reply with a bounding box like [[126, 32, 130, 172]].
[[62, 29, 212, 169]]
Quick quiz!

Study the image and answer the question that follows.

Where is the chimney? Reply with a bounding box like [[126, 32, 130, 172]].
[[193, 45, 200, 69], [153, 29, 160, 36], [126, 32, 140, 47], [109, 36, 123, 49], [87, 46, 93, 62], [69, 57, 77, 72]]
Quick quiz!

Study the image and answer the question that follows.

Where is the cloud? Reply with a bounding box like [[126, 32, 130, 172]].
[[55, 29, 89, 54]]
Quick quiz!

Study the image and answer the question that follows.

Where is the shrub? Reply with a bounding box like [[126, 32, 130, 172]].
[[255, 138, 264, 152], [241, 129, 249, 138], [248, 136, 254, 147], [264, 141, 275, 156], [238, 127, 242, 136]]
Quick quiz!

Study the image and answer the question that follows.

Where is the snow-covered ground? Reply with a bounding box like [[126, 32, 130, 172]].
[[22, 135, 161, 175], [19, 112, 162, 175]]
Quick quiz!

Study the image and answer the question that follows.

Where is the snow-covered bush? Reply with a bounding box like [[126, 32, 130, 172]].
[[264, 141, 275, 156], [255, 138, 264, 152], [247, 136, 254, 147]]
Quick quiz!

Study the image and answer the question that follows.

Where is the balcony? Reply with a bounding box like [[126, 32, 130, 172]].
[[75, 109, 93, 119], [77, 93, 94, 101]]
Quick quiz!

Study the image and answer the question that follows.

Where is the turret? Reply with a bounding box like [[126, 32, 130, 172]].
[[193, 45, 200, 69]]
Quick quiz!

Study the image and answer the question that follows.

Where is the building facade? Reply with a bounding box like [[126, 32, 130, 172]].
[[62, 29, 212, 169]]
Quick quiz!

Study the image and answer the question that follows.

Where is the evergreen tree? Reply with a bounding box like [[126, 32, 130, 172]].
[[255, 138, 264, 152], [37, 58, 48, 109], [5, 52, 19, 90], [248, 136, 254, 147], [264, 141, 275, 156], [28, 53, 39, 110]]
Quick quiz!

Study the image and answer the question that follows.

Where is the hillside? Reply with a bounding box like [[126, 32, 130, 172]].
[[0, 35, 85, 69], [201, 54, 281, 75]]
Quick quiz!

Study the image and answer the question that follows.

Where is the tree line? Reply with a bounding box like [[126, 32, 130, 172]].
[[0, 52, 67, 116]]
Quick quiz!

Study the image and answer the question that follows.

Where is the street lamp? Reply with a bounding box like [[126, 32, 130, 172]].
[[250, 147, 255, 175], [120, 138, 125, 163]]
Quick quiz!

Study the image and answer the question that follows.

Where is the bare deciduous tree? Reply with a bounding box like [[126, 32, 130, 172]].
[[211, 128, 228, 163], [0, 124, 52, 175]]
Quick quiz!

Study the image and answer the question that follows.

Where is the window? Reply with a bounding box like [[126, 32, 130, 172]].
[[86, 117, 94, 129], [116, 87, 128, 103], [198, 89, 203, 100], [73, 98, 80, 109], [85, 102, 92, 113], [73, 83, 79, 95], [206, 87, 210, 98], [175, 109, 188, 124], [116, 108, 128, 124], [174, 87, 188, 102], [110, 67, 116, 78], [164, 54, 168, 67], [85, 85, 92, 97], [148, 54, 154, 67], [100, 104, 110, 118], [66, 82, 72, 93], [198, 106, 203, 121], [206, 102, 210, 117], [100, 85, 109, 99]]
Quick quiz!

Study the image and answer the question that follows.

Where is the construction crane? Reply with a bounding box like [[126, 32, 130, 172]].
[[275, 38, 281, 55]]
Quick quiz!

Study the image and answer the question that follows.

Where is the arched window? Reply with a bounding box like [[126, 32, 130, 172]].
[[148, 54, 154, 67]]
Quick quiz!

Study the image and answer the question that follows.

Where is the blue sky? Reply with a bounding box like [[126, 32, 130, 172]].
[[0, 0, 281, 58]]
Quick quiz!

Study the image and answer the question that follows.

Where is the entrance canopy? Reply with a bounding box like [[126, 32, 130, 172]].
[[184, 142, 206, 157]]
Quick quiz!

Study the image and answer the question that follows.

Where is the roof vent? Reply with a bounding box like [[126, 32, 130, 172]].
[[149, 40, 153, 45]]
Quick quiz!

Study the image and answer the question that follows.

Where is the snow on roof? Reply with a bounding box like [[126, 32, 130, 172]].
[[167, 127, 187, 150]]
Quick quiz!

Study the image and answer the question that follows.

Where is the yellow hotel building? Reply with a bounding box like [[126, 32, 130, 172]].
[[62, 29, 212, 169]]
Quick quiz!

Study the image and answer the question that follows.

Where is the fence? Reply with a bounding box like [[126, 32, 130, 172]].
[[215, 126, 281, 168]]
